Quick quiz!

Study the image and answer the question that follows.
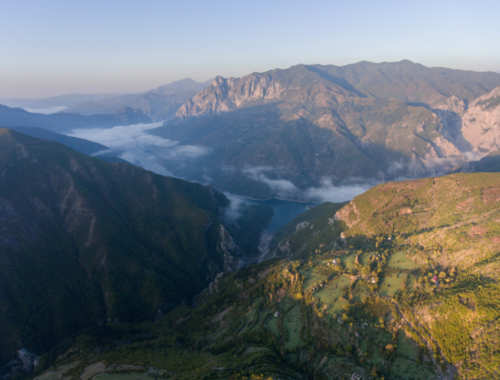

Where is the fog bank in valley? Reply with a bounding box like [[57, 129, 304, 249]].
[[69, 124, 374, 205], [69, 122, 210, 177]]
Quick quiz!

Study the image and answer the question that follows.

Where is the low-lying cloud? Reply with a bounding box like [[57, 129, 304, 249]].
[[68, 122, 210, 176], [223, 193, 247, 222], [304, 179, 372, 203], [243, 166, 299, 197], [243, 166, 373, 203]]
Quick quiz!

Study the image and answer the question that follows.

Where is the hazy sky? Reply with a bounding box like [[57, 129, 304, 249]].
[[1, 0, 499, 98]]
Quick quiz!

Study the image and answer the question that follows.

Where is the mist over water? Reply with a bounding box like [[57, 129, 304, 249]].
[[224, 193, 317, 262]]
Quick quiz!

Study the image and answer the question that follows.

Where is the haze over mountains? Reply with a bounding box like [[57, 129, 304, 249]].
[[0, 78, 212, 121], [0, 94, 120, 110], [0, 104, 152, 133], [63, 78, 212, 121]]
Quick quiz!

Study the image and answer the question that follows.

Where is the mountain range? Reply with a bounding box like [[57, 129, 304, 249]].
[[0, 94, 122, 110], [148, 61, 500, 198], [0, 105, 152, 133]]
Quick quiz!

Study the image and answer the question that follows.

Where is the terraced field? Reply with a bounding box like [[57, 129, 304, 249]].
[[379, 276, 407, 297], [387, 251, 422, 270], [283, 304, 303, 349], [391, 357, 434, 380], [315, 275, 351, 314]]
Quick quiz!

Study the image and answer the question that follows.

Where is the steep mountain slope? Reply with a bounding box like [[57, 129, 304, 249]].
[[153, 99, 464, 198], [0, 105, 152, 133], [65, 79, 210, 121], [272, 174, 500, 268], [6, 125, 127, 163], [0, 128, 271, 374], [312, 60, 500, 105], [5, 125, 108, 155], [31, 173, 500, 380]]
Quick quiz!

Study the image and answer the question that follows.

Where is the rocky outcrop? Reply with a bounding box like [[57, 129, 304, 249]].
[[175, 66, 359, 119], [176, 74, 285, 118], [216, 224, 242, 272], [461, 87, 500, 154], [334, 201, 360, 228]]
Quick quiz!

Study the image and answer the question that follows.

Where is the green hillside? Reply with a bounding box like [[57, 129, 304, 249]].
[[29, 172, 500, 380], [0, 128, 271, 374]]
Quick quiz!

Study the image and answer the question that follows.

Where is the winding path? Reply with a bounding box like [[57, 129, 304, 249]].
[[384, 297, 449, 379]]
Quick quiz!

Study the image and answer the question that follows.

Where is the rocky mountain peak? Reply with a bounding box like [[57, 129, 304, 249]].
[[176, 72, 285, 118], [212, 75, 226, 85]]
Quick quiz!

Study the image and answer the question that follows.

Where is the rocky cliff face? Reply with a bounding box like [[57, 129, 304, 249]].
[[176, 75, 283, 117], [175, 66, 359, 119], [435, 86, 500, 157]]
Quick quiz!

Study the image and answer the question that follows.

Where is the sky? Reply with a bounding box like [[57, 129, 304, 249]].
[[1, 0, 500, 98]]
